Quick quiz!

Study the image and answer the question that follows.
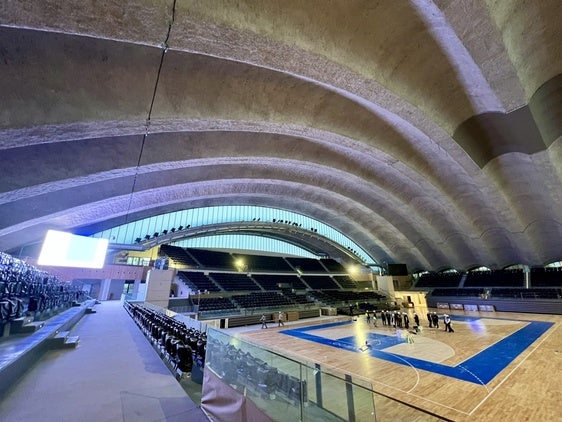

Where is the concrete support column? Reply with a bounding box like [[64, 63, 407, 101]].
[[132, 279, 141, 295], [100, 278, 112, 301]]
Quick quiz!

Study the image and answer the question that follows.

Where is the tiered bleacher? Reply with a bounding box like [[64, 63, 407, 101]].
[[490, 288, 561, 299], [333, 275, 357, 289], [0, 251, 89, 335], [429, 285, 562, 300], [430, 288, 485, 297], [319, 258, 347, 272], [307, 290, 339, 306], [282, 290, 316, 305], [209, 272, 261, 291], [285, 257, 326, 272], [308, 290, 387, 307], [415, 272, 462, 288], [530, 267, 562, 287], [231, 292, 296, 309], [187, 249, 234, 270], [232, 254, 293, 272], [160, 246, 393, 319], [125, 302, 206, 378], [300, 275, 339, 290], [251, 274, 307, 290], [197, 297, 238, 314], [177, 271, 220, 292], [159, 244, 199, 267], [464, 269, 524, 287]]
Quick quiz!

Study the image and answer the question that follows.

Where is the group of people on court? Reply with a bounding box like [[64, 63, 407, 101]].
[[362, 310, 455, 333], [260, 311, 285, 329], [365, 310, 414, 329], [260, 308, 454, 332], [427, 311, 454, 332]]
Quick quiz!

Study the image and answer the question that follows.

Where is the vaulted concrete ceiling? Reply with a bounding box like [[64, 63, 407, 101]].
[[0, 0, 561, 271]]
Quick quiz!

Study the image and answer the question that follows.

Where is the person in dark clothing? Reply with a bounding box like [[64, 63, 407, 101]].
[[432, 312, 439, 329], [403, 313, 410, 329], [413, 313, 420, 327], [427, 312, 433, 328]]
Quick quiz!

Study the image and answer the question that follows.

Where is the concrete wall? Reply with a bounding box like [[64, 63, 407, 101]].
[[107, 279, 125, 301], [145, 269, 175, 308], [376, 276, 395, 297]]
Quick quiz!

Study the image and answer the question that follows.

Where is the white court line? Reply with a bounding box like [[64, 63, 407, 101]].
[[318, 325, 495, 416], [370, 378, 473, 417], [273, 318, 497, 417], [303, 335, 478, 417], [455, 364, 490, 393], [383, 352, 421, 393], [467, 321, 560, 416], [456, 319, 528, 363]]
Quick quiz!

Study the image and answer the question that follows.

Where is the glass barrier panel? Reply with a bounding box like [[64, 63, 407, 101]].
[[205, 328, 302, 422], [349, 379, 377, 422], [205, 327, 380, 421], [373, 393, 443, 421]]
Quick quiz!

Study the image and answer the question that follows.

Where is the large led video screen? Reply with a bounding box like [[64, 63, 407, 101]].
[[37, 230, 108, 268]]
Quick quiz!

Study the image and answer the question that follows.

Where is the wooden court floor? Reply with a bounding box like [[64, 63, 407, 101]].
[[232, 307, 562, 421]]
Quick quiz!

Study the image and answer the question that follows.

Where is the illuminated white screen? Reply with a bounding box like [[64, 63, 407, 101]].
[[37, 230, 108, 268]]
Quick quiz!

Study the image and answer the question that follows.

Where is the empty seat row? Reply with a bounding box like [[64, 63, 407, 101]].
[[1, 252, 88, 324], [415, 273, 463, 288], [162, 246, 349, 275], [231, 292, 295, 309], [430, 288, 485, 297], [464, 270, 524, 287], [125, 303, 207, 374]]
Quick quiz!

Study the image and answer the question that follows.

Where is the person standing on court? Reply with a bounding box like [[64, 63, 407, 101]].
[[444, 314, 454, 332], [432, 312, 440, 329], [395, 311, 402, 328], [277, 311, 285, 327], [403, 312, 410, 329], [413, 312, 420, 327], [260, 314, 268, 329]]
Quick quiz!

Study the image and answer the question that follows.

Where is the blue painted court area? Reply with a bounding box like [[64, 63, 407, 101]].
[[281, 316, 553, 385]]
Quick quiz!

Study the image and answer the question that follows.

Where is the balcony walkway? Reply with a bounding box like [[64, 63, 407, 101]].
[[0, 300, 208, 422]]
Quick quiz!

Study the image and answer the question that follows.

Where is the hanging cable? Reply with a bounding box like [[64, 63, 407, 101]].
[[125, 0, 177, 224]]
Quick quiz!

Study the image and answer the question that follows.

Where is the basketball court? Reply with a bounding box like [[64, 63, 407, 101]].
[[235, 308, 562, 421]]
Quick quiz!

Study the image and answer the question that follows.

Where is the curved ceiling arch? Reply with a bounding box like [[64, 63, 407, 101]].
[[1, 123, 518, 228], [1, 140, 499, 265], [1, 1, 561, 273], [0, 133, 555, 269], [6, 177, 433, 268]]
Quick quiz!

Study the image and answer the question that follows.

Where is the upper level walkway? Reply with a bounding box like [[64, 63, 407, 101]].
[[0, 300, 208, 421]]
